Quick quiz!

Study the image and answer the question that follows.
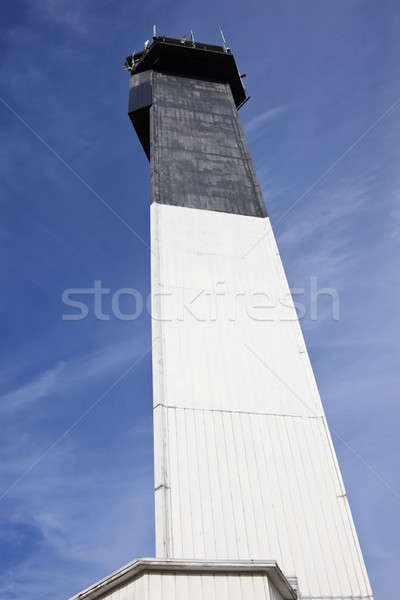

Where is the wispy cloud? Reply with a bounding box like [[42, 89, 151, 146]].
[[243, 105, 287, 135], [278, 176, 372, 247], [0, 363, 65, 411], [0, 332, 153, 599], [0, 337, 145, 414], [0, 434, 154, 600]]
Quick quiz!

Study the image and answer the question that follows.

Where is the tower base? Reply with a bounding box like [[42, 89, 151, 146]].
[[68, 558, 297, 600]]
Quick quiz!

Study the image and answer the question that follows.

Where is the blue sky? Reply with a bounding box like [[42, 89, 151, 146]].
[[0, 1, 399, 598]]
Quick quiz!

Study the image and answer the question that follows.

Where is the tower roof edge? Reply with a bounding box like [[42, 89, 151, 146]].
[[125, 36, 247, 108]]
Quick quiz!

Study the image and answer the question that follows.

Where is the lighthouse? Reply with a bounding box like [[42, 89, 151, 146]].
[[70, 34, 373, 600]]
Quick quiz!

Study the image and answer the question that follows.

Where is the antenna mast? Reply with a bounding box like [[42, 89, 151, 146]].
[[218, 24, 228, 51]]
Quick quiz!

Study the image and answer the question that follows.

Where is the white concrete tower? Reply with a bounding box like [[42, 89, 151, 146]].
[[70, 35, 373, 600]]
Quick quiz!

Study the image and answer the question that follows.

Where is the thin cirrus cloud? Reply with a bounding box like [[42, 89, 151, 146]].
[[0, 330, 154, 600], [0, 336, 145, 414], [243, 105, 287, 136], [0, 362, 66, 412]]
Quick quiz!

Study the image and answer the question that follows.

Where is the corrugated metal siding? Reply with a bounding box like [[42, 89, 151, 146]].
[[150, 203, 373, 600], [161, 406, 372, 598], [100, 572, 276, 600]]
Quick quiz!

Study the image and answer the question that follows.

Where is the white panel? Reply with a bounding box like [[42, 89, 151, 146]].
[[174, 573, 189, 600], [151, 203, 373, 600], [161, 573, 175, 597], [150, 572, 162, 599], [151, 204, 321, 417], [118, 585, 130, 600], [99, 571, 282, 600], [253, 574, 271, 599]]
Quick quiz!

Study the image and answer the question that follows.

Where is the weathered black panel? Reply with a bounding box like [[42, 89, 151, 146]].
[[128, 71, 153, 159], [150, 72, 267, 218], [128, 81, 152, 113]]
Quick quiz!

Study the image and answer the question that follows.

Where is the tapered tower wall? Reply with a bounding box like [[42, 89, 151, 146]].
[[126, 38, 373, 600]]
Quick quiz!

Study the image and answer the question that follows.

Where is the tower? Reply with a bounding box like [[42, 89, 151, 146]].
[[70, 34, 373, 600]]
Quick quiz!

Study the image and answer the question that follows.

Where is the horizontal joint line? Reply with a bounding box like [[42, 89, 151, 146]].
[[153, 403, 322, 419]]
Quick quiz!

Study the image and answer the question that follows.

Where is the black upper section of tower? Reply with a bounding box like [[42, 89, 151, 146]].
[[125, 36, 247, 108]]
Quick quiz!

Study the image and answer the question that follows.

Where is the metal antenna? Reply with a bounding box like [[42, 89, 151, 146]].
[[190, 29, 195, 46], [153, 24, 157, 38], [218, 24, 227, 51]]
